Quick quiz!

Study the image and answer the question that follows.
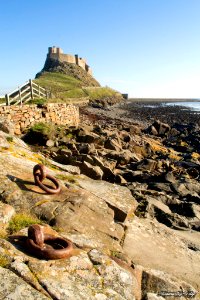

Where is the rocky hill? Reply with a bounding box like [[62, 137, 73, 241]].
[[36, 58, 101, 88], [35, 58, 123, 106]]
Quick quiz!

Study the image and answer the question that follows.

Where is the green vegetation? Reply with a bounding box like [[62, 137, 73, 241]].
[[83, 87, 121, 101], [28, 98, 47, 105], [34, 72, 122, 103], [56, 174, 77, 184], [37, 157, 59, 170], [0, 98, 5, 104], [28, 122, 56, 139], [0, 229, 8, 239], [110, 250, 124, 259], [6, 136, 13, 143], [7, 213, 42, 234], [0, 255, 10, 268], [34, 72, 83, 96]]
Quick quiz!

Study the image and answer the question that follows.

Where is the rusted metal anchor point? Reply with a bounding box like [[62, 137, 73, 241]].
[[33, 164, 61, 194], [26, 224, 73, 260]]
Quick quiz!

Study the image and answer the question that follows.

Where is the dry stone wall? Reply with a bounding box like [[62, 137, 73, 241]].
[[0, 103, 79, 135]]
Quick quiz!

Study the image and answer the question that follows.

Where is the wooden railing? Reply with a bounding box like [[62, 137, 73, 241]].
[[4, 80, 49, 106]]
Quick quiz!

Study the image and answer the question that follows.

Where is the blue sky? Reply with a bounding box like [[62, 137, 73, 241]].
[[1, 0, 200, 98]]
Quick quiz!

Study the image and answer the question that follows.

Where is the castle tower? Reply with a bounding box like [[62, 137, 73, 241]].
[[48, 46, 63, 54]]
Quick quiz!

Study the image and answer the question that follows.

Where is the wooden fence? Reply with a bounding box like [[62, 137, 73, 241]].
[[3, 80, 49, 106]]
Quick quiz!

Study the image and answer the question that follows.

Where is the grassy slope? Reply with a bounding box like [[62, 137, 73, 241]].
[[34, 72, 122, 103]]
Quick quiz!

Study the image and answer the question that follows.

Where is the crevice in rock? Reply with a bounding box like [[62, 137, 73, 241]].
[[9, 264, 53, 299], [35, 279, 57, 300], [188, 244, 200, 252], [120, 224, 128, 248], [107, 234, 119, 241], [106, 202, 127, 223]]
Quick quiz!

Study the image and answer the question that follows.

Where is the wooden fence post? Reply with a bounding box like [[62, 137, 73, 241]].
[[19, 87, 22, 105], [5, 94, 10, 106], [29, 79, 34, 100]]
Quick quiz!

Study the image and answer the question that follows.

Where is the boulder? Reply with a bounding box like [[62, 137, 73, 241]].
[[129, 125, 142, 135], [58, 148, 72, 156], [77, 177, 137, 223], [80, 161, 104, 180], [46, 139, 55, 147], [152, 120, 171, 136], [77, 143, 96, 155], [134, 159, 158, 172], [92, 156, 116, 182], [146, 120, 170, 136], [76, 128, 99, 144], [104, 137, 122, 151], [66, 142, 79, 155], [0, 118, 15, 135]]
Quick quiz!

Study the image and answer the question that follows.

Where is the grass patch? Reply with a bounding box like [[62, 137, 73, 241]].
[[56, 174, 77, 184], [6, 136, 13, 143], [38, 157, 59, 170], [66, 133, 74, 139], [0, 97, 5, 104], [61, 88, 87, 98], [110, 250, 124, 259], [83, 87, 121, 101], [29, 122, 56, 139], [28, 98, 47, 105], [0, 228, 8, 239], [34, 72, 122, 103], [0, 255, 10, 268], [34, 72, 82, 95], [7, 213, 42, 234]]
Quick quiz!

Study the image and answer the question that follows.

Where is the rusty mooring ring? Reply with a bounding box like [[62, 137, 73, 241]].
[[33, 164, 47, 181], [26, 224, 73, 260], [33, 164, 61, 194]]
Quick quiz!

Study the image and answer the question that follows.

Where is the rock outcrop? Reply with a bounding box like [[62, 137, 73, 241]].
[[0, 111, 199, 299]]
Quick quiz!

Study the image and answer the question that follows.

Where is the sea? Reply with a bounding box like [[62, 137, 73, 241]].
[[164, 101, 200, 112], [129, 99, 200, 112]]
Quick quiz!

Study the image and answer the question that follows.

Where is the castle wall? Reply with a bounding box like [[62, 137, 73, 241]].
[[47, 47, 92, 75], [77, 58, 87, 70], [48, 53, 76, 64], [62, 54, 76, 64], [0, 104, 79, 135]]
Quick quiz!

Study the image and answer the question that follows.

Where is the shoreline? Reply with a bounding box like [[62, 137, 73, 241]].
[[128, 98, 200, 103], [85, 99, 200, 128]]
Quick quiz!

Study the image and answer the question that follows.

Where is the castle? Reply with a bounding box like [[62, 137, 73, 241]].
[[47, 46, 93, 76]]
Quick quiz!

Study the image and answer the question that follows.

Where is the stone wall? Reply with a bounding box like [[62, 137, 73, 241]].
[[0, 103, 79, 135], [49, 53, 76, 64]]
